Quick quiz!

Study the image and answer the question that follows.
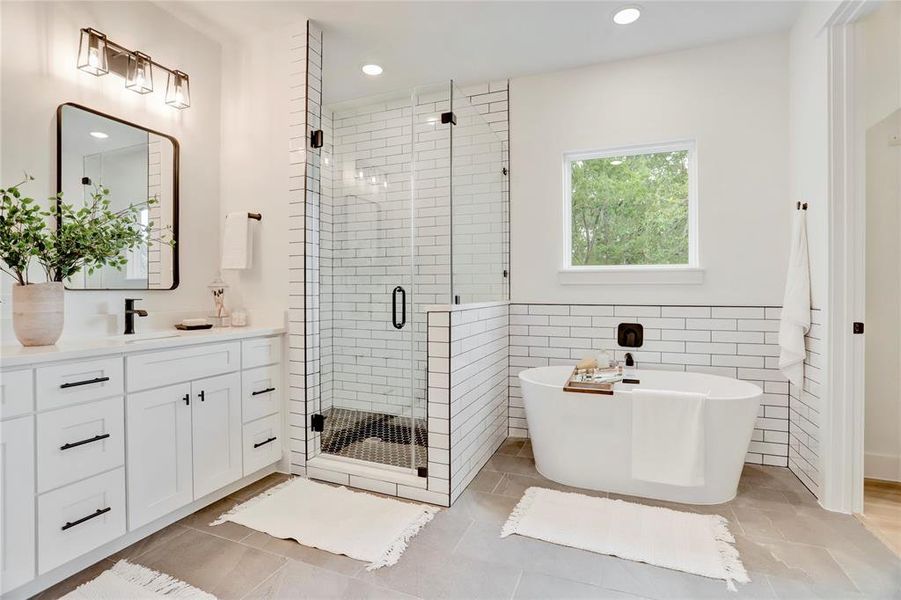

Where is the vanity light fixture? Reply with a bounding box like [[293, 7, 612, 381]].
[[362, 64, 383, 76], [165, 70, 191, 109], [77, 28, 108, 76], [613, 6, 641, 25], [76, 28, 190, 109], [89, 131, 109, 139], [126, 51, 154, 94]]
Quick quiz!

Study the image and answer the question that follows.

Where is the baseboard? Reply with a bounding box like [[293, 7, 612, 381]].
[[865, 452, 901, 482]]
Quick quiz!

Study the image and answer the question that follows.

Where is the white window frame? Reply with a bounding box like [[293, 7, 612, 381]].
[[560, 140, 702, 285]]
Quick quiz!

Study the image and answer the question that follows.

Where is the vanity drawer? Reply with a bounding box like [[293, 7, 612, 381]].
[[243, 413, 282, 475], [242, 365, 281, 423], [127, 342, 240, 392], [38, 467, 126, 574], [37, 397, 124, 493], [1, 369, 33, 419], [242, 336, 282, 369], [36, 357, 123, 411]]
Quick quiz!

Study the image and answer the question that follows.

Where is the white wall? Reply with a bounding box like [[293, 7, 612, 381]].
[[218, 24, 294, 323], [510, 33, 790, 306], [788, 2, 832, 311], [859, 2, 901, 482], [0, 1, 223, 341]]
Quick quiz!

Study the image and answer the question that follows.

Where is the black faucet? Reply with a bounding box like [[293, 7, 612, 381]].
[[124, 298, 148, 335]]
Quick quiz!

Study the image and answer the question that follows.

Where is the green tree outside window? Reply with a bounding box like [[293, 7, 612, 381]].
[[570, 149, 690, 266]]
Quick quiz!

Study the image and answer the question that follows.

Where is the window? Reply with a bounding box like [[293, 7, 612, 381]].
[[563, 142, 697, 274]]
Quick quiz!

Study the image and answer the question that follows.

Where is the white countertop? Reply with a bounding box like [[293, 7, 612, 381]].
[[0, 325, 286, 368]]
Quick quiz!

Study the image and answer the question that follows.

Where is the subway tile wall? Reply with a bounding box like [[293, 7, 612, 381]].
[[286, 21, 317, 474], [508, 303, 791, 467], [789, 307, 822, 496], [428, 303, 510, 505], [147, 139, 162, 287]]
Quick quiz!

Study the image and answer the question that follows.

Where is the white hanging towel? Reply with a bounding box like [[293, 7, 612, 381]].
[[221, 212, 253, 270], [778, 209, 811, 388], [631, 388, 707, 487]]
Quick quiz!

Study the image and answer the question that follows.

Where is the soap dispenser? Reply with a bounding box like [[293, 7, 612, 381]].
[[623, 352, 638, 382]]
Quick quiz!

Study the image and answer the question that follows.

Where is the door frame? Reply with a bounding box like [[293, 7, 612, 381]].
[[822, 0, 880, 514]]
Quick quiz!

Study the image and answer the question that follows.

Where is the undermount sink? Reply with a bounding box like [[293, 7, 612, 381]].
[[115, 331, 181, 343]]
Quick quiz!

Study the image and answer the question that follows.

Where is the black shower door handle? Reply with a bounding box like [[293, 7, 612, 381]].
[[392, 286, 406, 329]]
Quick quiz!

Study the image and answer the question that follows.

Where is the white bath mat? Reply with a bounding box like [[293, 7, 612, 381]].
[[501, 487, 749, 591], [211, 477, 439, 570], [61, 559, 216, 599]]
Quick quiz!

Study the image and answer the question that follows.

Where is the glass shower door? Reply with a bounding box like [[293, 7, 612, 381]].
[[316, 88, 431, 474]]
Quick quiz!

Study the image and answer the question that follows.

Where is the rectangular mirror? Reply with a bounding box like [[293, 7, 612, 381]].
[[57, 103, 179, 290]]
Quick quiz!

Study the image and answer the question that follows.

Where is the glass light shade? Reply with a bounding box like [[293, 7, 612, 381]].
[[165, 70, 190, 109], [77, 28, 108, 76], [126, 51, 153, 94]]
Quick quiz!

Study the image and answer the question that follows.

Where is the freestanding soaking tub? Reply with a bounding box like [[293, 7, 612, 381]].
[[519, 366, 762, 504]]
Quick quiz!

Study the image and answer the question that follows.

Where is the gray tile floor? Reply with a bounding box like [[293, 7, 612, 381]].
[[38, 439, 901, 600]]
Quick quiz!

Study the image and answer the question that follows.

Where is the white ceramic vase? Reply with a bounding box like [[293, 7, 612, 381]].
[[12, 282, 64, 346]]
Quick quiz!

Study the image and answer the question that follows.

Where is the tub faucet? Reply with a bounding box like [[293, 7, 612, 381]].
[[124, 298, 148, 335]]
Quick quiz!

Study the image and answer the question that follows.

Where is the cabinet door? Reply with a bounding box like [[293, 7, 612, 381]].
[[1, 416, 35, 593], [127, 383, 193, 529], [192, 372, 242, 498]]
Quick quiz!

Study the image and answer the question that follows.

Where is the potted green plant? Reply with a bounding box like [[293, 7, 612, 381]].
[[0, 175, 159, 346]]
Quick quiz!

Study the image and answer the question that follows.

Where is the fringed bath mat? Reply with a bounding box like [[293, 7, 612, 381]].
[[212, 477, 439, 570], [62, 560, 216, 599], [501, 487, 749, 591]]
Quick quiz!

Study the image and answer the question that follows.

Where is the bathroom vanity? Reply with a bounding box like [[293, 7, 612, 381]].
[[0, 327, 285, 599]]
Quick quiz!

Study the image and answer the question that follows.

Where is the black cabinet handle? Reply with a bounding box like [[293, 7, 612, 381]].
[[60, 376, 110, 389], [198, 390, 205, 402], [61, 507, 111, 531], [183, 393, 190, 406], [253, 436, 277, 449], [392, 286, 406, 329], [251, 387, 276, 396], [60, 433, 110, 451]]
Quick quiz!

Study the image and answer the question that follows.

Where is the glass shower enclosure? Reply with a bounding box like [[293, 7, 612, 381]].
[[307, 81, 507, 475]]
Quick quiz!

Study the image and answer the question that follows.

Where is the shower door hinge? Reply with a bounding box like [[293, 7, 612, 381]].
[[454, 294, 461, 305], [417, 467, 428, 478], [853, 322, 864, 334], [310, 129, 324, 149], [441, 111, 457, 126], [503, 269, 508, 278], [311, 414, 325, 432]]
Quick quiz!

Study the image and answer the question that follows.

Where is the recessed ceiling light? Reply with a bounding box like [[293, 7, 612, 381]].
[[362, 64, 383, 76], [613, 6, 641, 25], [89, 131, 109, 139]]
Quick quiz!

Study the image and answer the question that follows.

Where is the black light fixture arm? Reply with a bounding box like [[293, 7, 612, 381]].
[[83, 28, 186, 81]]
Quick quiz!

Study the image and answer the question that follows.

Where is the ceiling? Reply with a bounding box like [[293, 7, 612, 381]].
[[158, 1, 803, 104]]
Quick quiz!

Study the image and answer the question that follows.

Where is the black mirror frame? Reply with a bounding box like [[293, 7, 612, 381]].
[[56, 102, 180, 290]]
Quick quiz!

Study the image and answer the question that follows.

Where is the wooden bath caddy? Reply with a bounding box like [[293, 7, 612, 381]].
[[563, 368, 640, 395]]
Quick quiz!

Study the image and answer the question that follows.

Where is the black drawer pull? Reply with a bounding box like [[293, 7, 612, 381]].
[[251, 387, 276, 396], [61, 507, 111, 531], [60, 433, 110, 451], [253, 436, 277, 449], [60, 376, 110, 389], [198, 390, 205, 402], [183, 393, 190, 406]]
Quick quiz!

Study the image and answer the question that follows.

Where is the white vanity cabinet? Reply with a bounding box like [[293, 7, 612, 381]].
[[0, 328, 285, 599], [127, 382, 193, 529], [189, 372, 242, 498], [1, 415, 36, 594]]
